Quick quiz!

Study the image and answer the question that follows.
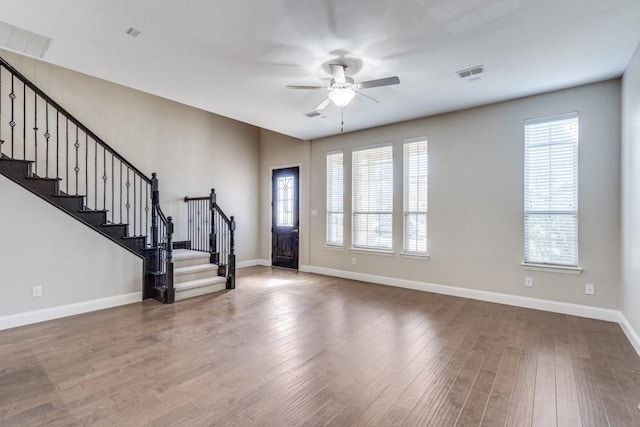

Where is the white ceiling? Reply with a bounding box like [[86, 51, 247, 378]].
[[1, 0, 639, 140]]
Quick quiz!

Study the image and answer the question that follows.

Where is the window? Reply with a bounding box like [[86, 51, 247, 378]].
[[352, 143, 393, 250], [404, 139, 428, 254], [326, 150, 344, 246], [524, 112, 578, 266]]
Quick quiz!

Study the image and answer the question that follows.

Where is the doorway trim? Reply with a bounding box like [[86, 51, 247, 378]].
[[269, 163, 302, 268]]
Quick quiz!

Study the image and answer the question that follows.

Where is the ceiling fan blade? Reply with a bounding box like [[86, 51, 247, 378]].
[[356, 91, 379, 104], [356, 76, 400, 89], [315, 97, 332, 111], [286, 85, 326, 89], [329, 64, 346, 83]]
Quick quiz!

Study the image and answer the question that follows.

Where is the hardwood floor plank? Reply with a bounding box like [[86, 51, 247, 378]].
[[1, 266, 639, 426]]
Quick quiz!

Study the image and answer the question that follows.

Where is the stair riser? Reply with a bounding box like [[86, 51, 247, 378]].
[[53, 196, 84, 211], [175, 282, 226, 301], [0, 160, 31, 179], [23, 178, 59, 195], [174, 268, 221, 284], [75, 211, 108, 228], [175, 256, 211, 269], [100, 225, 128, 240]]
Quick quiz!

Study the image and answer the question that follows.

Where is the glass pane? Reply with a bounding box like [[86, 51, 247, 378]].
[[277, 175, 294, 227]]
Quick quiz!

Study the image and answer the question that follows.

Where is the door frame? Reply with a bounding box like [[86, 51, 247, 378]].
[[269, 163, 302, 268]]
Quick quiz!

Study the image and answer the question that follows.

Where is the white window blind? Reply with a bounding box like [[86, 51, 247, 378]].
[[326, 150, 344, 246], [524, 112, 578, 266], [352, 143, 393, 250], [403, 139, 428, 254]]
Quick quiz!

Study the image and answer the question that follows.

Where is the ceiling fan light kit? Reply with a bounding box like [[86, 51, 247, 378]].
[[328, 88, 355, 107]]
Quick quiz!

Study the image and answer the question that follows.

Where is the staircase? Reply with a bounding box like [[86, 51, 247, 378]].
[[0, 55, 235, 304], [173, 250, 227, 300]]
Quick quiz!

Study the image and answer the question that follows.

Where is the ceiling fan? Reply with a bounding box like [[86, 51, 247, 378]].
[[286, 64, 400, 112]]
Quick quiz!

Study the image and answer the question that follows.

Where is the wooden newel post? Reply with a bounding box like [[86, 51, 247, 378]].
[[227, 215, 236, 290], [209, 188, 218, 264], [166, 216, 175, 304]]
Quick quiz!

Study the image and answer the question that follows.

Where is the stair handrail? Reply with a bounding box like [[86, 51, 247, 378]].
[[0, 56, 150, 184], [184, 189, 236, 289]]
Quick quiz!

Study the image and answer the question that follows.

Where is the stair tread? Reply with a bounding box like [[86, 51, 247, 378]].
[[25, 176, 61, 181], [175, 263, 220, 275], [79, 209, 108, 214], [175, 276, 226, 291], [173, 249, 210, 260]]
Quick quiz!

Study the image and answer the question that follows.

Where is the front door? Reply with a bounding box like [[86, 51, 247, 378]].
[[271, 167, 299, 269]]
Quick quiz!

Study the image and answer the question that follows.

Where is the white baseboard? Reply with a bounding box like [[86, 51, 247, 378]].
[[237, 259, 271, 268], [618, 313, 640, 356], [305, 265, 621, 323], [0, 292, 141, 331]]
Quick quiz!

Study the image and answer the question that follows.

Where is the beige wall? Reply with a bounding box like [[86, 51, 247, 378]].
[[622, 44, 640, 334], [1, 175, 142, 316], [306, 81, 621, 309], [259, 129, 310, 265]]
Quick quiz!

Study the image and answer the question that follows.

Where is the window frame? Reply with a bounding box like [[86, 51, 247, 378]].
[[351, 142, 394, 251], [403, 138, 429, 256], [326, 150, 344, 247], [523, 112, 579, 267]]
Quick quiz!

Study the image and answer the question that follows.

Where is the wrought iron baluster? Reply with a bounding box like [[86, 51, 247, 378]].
[[145, 182, 149, 243], [22, 83, 25, 160], [111, 155, 115, 223], [74, 127, 79, 195], [10, 75, 16, 157], [33, 91, 38, 175], [102, 146, 107, 211], [85, 133, 88, 206], [45, 102, 50, 177], [119, 162, 123, 223], [0, 66, 3, 157], [133, 173, 137, 236], [56, 111, 59, 179], [94, 137, 97, 209], [126, 167, 131, 232]]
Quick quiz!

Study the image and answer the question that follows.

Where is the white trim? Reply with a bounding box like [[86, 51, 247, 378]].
[[401, 252, 430, 260], [521, 263, 583, 275], [350, 247, 395, 256], [237, 259, 271, 268], [619, 312, 640, 357], [325, 245, 344, 252], [299, 264, 311, 273], [0, 292, 141, 331], [305, 265, 620, 322]]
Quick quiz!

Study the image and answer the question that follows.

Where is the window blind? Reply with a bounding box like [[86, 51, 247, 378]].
[[524, 112, 578, 266], [403, 139, 428, 254], [352, 143, 393, 250], [326, 150, 344, 246]]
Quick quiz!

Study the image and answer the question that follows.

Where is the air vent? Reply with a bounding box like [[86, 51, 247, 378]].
[[456, 65, 485, 79], [304, 111, 321, 118], [0, 21, 53, 58], [126, 27, 141, 37]]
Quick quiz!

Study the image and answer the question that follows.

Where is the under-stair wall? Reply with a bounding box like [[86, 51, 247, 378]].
[[0, 49, 261, 326]]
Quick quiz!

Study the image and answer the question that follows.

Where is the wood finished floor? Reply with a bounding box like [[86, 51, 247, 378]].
[[1, 267, 640, 426]]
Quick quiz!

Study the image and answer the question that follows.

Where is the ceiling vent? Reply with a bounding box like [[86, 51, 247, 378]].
[[304, 111, 322, 118], [126, 27, 141, 37], [0, 21, 53, 58], [456, 65, 485, 79]]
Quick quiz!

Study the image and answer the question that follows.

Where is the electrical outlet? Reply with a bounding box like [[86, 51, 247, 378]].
[[352, 257, 356, 265], [32, 286, 42, 298], [585, 284, 595, 295], [524, 277, 533, 287]]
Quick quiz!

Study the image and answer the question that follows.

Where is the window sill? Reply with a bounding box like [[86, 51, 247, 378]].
[[401, 252, 430, 260], [325, 245, 344, 252], [521, 263, 583, 275], [350, 247, 395, 256]]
